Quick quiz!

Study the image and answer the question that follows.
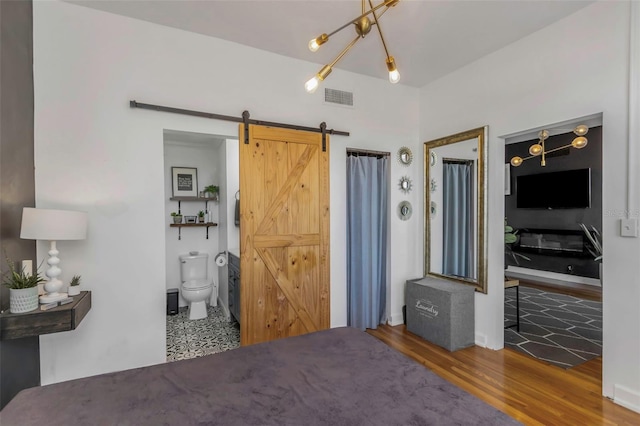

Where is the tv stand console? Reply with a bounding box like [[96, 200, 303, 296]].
[[511, 228, 599, 279], [515, 228, 590, 257]]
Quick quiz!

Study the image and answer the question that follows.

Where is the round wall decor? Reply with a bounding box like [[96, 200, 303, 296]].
[[398, 201, 412, 221], [399, 176, 413, 194], [397, 147, 413, 166]]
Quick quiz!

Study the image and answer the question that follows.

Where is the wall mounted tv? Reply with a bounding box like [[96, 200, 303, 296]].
[[516, 168, 591, 209]]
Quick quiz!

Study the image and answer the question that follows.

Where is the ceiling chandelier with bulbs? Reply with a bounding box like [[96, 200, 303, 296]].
[[510, 124, 589, 167], [305, 0, 401, 94]]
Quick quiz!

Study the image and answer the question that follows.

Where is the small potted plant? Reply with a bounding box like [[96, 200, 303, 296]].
[[2, 255, 45, 313], [204, 185, 219, 201], [68, 274, 81, 296], [198, 210, 205, 223], [171, 212, 182, 224]]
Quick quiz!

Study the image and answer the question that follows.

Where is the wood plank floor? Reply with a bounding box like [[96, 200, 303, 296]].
[[367, 325, 640, 426]]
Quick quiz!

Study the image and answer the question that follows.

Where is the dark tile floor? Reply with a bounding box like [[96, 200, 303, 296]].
[[505, 286, 602, 368], [166, 305, 240, 362]]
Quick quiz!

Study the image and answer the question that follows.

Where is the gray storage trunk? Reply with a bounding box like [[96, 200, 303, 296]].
[[405, 277, 475, 351]]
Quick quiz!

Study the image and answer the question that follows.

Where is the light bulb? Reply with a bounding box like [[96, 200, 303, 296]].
[[572, 136, 588, 148], [389, 69, 401, 84], [308, 34, 328, 53], [308, 38, 320, 52], [305, 76, 319, 94], [510, 156, 523, 167], [386, 56, 400, 84], [574, 124, 589, 136], [529, 144, 543, 156]]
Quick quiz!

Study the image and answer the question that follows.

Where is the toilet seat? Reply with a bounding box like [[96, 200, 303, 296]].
[[182, 279, 211, 291]]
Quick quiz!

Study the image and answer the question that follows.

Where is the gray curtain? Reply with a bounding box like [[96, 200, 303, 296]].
[[347, 154, 389, 331], [443, 161, 474, 278]]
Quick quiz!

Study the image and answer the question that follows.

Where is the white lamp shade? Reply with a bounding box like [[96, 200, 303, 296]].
[[20, 208, 88, 241]]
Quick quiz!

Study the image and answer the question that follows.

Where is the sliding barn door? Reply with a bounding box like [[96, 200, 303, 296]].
[[239, 124, 330, 346]]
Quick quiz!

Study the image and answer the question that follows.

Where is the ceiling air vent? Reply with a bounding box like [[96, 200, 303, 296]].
[[324, 88, 354, 108]]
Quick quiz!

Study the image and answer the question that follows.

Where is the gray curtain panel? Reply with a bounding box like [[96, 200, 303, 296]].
[[346, 154, 389, 330], [442, 161, 475, 279]]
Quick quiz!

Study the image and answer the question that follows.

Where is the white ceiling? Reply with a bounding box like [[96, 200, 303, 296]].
[[67, 0, 593, 88]]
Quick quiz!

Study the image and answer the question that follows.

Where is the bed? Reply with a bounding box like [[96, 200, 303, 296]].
[[1, 327, 519, 425]]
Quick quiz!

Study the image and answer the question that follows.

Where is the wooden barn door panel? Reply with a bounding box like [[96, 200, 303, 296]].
[[239, 124, 330, 346]]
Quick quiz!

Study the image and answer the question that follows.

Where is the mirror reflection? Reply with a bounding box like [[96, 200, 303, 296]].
[[424, 127, 488, 293]]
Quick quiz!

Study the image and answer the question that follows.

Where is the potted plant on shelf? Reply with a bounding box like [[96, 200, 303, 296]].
[[2, 255, 45, 313], [204, 185, 219, 201], [171, 212, 182, 224], [68, 274, 81, 296], [198, 210, 205, 223]]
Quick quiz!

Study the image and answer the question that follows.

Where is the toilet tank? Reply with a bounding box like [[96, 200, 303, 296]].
[[179, 253, 208, 282]]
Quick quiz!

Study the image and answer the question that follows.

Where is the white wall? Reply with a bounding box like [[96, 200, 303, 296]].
[[216, 138, 240, 318], [419, 1, 640, 411], [33, 1, 419, 384], [163, 139, 221, 307]]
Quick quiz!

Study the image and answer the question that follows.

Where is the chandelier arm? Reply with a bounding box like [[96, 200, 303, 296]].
[[325, 0, 396, 38], [544, 144, 574, 155], [328, 35, 362, 69], [368, 0, 391, 58]]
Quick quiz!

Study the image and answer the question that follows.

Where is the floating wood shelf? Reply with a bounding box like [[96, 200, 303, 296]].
[[0, 291, 91, 340]]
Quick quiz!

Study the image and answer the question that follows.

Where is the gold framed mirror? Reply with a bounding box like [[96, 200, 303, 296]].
[[424, 126, 488, 293]]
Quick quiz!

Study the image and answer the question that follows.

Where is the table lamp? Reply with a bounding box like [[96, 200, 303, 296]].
[[20, 207, 88, 303]]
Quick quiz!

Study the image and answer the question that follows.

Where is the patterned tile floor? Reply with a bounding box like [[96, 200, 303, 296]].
[[166, 305, 240, 362], [504, 286, 602, 369]]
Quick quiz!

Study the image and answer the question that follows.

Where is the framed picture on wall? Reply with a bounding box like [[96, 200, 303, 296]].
[[172, 167, 198, 197]]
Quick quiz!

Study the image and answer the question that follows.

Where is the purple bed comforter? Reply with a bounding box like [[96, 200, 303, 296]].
[[1, 327, 519, 425]]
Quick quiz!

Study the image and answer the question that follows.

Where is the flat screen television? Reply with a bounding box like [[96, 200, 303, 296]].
[[516, 168, 591, 209]]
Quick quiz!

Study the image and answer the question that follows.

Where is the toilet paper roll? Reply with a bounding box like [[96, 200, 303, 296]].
[[215, 253, 228, 267]]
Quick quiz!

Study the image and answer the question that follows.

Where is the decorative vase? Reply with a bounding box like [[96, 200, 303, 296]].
[[173, 216, 182, 224], [9, 287, 39, 313], [68, 285, 80, 296], [198, 216, 204, 223]]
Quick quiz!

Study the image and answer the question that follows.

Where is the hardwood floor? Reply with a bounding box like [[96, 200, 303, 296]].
[[368, 325, 640, 425]]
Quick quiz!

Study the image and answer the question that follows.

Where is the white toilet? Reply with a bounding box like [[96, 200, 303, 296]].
[[179, 253, 216, 320]]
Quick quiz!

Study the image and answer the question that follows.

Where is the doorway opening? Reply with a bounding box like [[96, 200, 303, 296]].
[[163, 129, 240, 361], [502, 115, 603, 369]]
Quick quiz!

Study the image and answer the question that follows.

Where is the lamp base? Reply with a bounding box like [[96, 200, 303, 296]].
[[40, 292, 69, 304]]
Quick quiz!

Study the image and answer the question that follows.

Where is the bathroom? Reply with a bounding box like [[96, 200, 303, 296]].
[[163, 129, 240, 361]]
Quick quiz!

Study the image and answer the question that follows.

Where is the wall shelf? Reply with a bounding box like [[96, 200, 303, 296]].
[[169, 197, 218, 240], [0, 291, 91, 340], [170, 222, 218, 229]]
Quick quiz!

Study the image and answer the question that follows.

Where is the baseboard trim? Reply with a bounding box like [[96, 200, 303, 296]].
[[388, 312, 404, 327], [614, 384, 640, 414], [475, 333, 488, 348]]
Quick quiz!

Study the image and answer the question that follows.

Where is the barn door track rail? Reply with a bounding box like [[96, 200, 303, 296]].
[[129, 100, 349, 152]]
